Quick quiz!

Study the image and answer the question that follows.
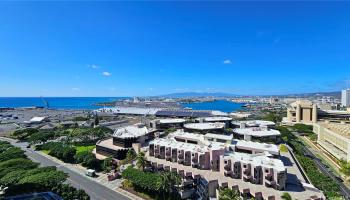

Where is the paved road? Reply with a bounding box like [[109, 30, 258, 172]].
[[293, 134, 350, 199], [0, 137, 130, 200]]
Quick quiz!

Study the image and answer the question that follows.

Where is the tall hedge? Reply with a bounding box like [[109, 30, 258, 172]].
[[122, 166, 162, 191]]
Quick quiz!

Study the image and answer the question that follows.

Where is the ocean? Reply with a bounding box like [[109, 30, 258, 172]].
[[0, 97, 125, 110], [0, 97, 244, 112], [182, 100, 245, 113]]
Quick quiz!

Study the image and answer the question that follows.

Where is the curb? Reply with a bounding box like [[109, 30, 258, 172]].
[[36, 151, 144, 200]]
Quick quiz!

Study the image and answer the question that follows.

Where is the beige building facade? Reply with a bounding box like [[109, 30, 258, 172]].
[[314, 121, 350, 162], [286, 100, 318, 123]]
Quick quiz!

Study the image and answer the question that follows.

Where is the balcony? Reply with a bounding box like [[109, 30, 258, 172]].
[[192, 157, 198, 162], [243, 174, 251, 181], [224, 164, 231, 171], [192, 163, 199, 168], [178, 188, 195, 199], [243, 168, 250, 174], [172, 156, 177, 162], [265, 179, 276, 186], [224, 171, 232, 177], [265, 173, 273, 181], [178, 158, 184, 164]]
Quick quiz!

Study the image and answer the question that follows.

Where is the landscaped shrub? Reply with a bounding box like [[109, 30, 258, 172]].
[[122, 166, 162, 191], [48, 144, 76, 163], [0, 147, 26, 162], [0, 143, 90, 200], [277, 126, 342, 199], [12, 128, 39, 140]]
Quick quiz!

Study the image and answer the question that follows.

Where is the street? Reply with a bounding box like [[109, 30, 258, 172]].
[[0, 137, 130, 200]]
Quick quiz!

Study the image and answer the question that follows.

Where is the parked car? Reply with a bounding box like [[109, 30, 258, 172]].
[[85, 169, 96, 177]]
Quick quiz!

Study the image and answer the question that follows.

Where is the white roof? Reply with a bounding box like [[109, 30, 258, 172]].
[[233, 127, 281, 137], [158, 118, 186, 124], [211, 110, 229, 116], [230, 112, 252, 118], [222, 152, 286, 172], [113, 124, 152, 139], [30, 117, 46, 122], [232, 120, 275, 127], [184, 122, 225, 130], [170, 129, 205, 142], [150, 137, 225, 153], [204, 133, 233, 141], [233, 140, 279, 155], [202, 117, 232, 122]]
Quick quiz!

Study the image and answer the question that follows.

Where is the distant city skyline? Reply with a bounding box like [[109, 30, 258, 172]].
[[0, 1, 349, 97]]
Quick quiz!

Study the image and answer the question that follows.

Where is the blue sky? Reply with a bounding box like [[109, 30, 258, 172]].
[[0, 1, 349, 97]]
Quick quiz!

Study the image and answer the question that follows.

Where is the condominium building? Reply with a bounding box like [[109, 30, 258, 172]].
[[233, 126, 281, 143], [342, 89, 350, 107], [149, 118, 187, 130], [314, 121, 350, 161], [146, 130, 324, 199], [220, 152, 287, 190], [184, 122, 225, 134], [95, 123, 156, 160], [232, 120, 276, 128], [196, 117, 232, 128], [286, 100, 318, 123]]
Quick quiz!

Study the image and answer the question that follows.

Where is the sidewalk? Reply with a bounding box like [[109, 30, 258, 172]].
[[36, 150, 144, 200]]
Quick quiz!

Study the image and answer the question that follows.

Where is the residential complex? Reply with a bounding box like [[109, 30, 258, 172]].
[[95, 123, 156, 159], [233, 126, 281, 143], [146, 129, 323, 200], [93, 108, 325, 200], [184, 122, 225, 134]]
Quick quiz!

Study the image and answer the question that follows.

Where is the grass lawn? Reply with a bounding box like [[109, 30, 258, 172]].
[[75, 145, 95, 153], [41, 150, 50, 154]]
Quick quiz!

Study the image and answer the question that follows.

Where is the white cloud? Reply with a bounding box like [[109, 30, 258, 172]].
[[102, 71, 112, 76], [223, 59, 232, 64], [72, 87, 80, 91], [88, 64, 99, 69]]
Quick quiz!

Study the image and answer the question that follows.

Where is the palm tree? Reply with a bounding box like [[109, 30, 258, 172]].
[[281, 192, 292, 200], [169, 172, 181, 199], [136, 151, 146, 171], [126, 149, 136, 163], [159, 172, 171, 200], [218, 187, 241, 200]]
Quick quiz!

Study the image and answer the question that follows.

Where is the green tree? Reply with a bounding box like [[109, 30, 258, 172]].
[[0, 147, 26, 162], [12, 128, 39, 140], [136, 152, 147, 171], [218, 187, 241, 200], [281, 192, 292, 200], [18, 170, 67, 189], [102, 157, 113, 173], [340, 160, 350, 176], [0, 158, 38, 177], [126, 149, 136, 163], [159, 171, 181, 199], [81, 153, 100, 170], [94, 115, 99, 126], [28, 132, 55, 144]]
